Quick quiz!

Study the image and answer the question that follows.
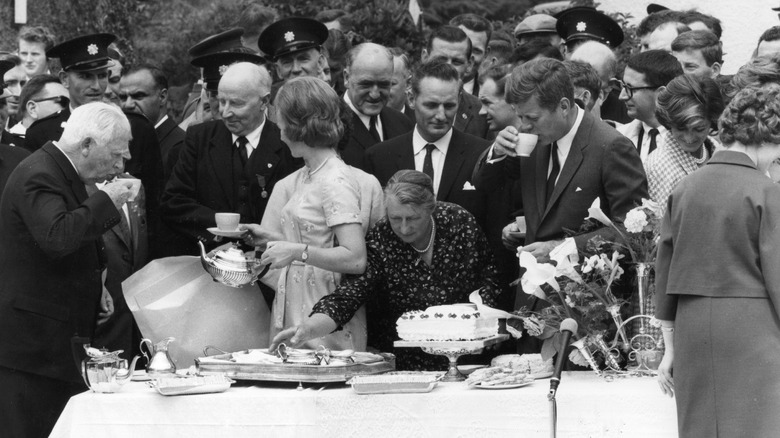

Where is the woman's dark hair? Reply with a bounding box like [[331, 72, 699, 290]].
[[719, 83, 780, 146], [655, 74, 724, 132]]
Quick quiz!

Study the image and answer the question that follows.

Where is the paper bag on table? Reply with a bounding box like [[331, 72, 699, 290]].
[[122, 256, 270, 369]]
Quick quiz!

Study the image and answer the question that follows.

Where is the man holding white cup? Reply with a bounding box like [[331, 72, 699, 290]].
[[474, 58, 647, 266]]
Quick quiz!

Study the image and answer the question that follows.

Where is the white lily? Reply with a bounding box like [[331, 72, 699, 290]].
[[585, 197, 614, 227], [519, 251, 559, 299]]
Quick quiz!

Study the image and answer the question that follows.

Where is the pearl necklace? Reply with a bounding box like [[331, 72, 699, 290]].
[[691, 145, 709, 165], [411, 216, 436, 253], [304, 156, 331, 182]]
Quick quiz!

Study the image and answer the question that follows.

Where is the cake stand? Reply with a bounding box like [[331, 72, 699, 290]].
[[394, 334, 509, 382]]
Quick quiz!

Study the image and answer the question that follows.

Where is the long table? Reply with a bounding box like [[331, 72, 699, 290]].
[[50, 371, 678, 437]]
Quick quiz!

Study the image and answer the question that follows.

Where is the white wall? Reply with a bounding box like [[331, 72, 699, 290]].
[[597, 0, 780, 74]]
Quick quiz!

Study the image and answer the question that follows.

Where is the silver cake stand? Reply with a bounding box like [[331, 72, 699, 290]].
[[394, 334, 509, 382]]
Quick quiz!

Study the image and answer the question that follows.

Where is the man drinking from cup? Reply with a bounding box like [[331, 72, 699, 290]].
[[474, 58, 647, 264]]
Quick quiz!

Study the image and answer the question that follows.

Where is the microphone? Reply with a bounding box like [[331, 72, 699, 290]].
[[549, 318, 578, 398]]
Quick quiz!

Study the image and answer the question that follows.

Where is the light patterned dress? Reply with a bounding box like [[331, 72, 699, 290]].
[[260, 157, 384, 351]]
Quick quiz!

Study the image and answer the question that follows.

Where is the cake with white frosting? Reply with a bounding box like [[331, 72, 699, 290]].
[[396, 304, 498, 341]]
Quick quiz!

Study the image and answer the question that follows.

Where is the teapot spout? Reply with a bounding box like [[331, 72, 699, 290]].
[[116, 355, 142, 385], [198, 240, 209, 262]]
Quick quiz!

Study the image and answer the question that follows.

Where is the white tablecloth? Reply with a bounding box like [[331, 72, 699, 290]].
[[50, 372, 677, 437]]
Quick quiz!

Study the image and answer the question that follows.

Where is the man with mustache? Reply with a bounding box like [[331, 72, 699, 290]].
[[366, 60, 489, 225], [339, 43, 414, 170]]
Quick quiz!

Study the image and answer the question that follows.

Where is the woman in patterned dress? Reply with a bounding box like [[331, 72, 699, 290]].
[[242, 77, 384, 351], [645, 74, 724, 214], [269, 170, 502, 370]]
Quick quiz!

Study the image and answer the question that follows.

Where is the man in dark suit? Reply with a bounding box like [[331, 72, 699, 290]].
[[366, 60, 490, 225], [0, 59, 25, 149], [23, 34, 165, 244], [0, 143, 30, 194], [119, 64, 185, 183], [475, 58, 647, 264], [0, 103, 134, 438], [421, 25, 489, 140], [340, 43, 414, 169], [161, 62, 300, 256]]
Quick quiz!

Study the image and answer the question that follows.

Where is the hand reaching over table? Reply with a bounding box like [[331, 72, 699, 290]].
[[269, 313, 339, 352]]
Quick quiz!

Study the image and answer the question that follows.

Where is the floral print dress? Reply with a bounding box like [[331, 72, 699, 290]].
[[312, 202, 502, 370]]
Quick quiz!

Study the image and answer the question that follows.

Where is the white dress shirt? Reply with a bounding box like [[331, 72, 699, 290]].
[[412, 126, 452, 196], [344, 93, 383, 142], [231, 120, 265, 158]]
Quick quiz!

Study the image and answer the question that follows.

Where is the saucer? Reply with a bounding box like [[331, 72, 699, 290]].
[[207, 227, 248, 238]]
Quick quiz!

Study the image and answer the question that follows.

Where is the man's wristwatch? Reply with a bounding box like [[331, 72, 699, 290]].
[[301, 244, 309, 262]]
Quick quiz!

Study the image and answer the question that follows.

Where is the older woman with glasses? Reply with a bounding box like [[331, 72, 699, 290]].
[[655, 83, 780, 437], [269, 170, 502, 370], [241, 76, 384, 352], [645, 74, 724, 213]]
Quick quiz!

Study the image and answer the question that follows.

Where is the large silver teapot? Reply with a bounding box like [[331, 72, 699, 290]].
[[199, 241, 267, 288], [81, 346, 141, 393]]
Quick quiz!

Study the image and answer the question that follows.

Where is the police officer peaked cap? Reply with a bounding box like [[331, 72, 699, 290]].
[[188, 28, 247, 58], [47, 33, 117, 72], [258, 17, 328, 61], [555, 7, 624, 49], [190, 51, 266, 91]]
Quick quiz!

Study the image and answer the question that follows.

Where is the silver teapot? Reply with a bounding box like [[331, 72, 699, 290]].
[[199, 241, 266, 288], [81, 346, 141, 393]]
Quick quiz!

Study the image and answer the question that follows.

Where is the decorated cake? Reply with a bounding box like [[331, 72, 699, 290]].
[[396, 304, 499, 341]]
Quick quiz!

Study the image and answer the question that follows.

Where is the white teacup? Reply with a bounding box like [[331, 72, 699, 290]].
[[515, 133, 539, 157], [115, 178, 142, 202], [215, 213, 240, 231]]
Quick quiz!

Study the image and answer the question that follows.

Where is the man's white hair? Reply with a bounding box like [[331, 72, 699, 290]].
[[59, 102, 132, 151]]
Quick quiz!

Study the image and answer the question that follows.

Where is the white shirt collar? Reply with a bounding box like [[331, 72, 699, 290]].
[[52, 141, 79, 175], [555, 104, 585, 159], [412, 126, 452, 156], [463, 78, 475, 95], [344, 93, 383, 140], [154, 114, 168, 130], [230, 119, 265, 150]]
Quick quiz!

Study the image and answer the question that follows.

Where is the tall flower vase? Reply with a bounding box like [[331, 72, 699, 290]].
[[628, 263, 663, 373]]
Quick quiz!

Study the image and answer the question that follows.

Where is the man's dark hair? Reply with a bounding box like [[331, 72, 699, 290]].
[[315, 9, 354, 33], [449, 13, 493, 41], [679, 10, 723, 39], [505, 58, 574, 110], [636, 9, 683, 38], [236, 3, 278, 35], [411, 59, 460, 96], [672, 30, 723, 66], [510, 39, 562, 64], [426, 25, 472, 60], [758, 26, 780, 46], [478, 63, 513, 95], [563, 61, 601, 101], [324, 29, 352, 64], [18, 74, 60, 118], [17, 25, 56, 51], [626, 50, 684, 87], [124, 63, 168, 90]]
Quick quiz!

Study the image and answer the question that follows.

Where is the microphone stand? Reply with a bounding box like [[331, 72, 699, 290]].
[[548, 318, 577, 438]]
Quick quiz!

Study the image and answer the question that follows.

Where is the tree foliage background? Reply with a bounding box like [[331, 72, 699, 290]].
[[1, 0, 636, 88]]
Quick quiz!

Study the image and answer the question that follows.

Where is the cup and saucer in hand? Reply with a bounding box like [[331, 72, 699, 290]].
[[208, 213, 248, 238]]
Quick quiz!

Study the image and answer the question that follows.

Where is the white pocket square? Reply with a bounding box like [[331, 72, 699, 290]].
[[463, 181, 476, 190], [575, 187, 583, 192]]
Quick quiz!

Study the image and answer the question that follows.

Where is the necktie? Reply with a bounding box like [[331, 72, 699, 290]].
[[545, 142, 560, 206], [368, 115, 381, 143], [237, 136, 249, 167], [647, 128, 659, 155], [423, 143, 436, 181]]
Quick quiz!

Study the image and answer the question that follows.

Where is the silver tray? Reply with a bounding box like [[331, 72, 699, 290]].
[[196, 351, 395, 383]]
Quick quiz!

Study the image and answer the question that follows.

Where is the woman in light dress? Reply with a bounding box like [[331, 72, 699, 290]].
[[242, 77, 383, 351]]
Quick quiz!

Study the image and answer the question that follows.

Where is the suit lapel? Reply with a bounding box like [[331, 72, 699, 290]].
[[454, 92, 473, 132], [43, 142, 89, 204], [395, 132, 415, 172], [438, 132, 465, 201], [208, 124, 237, 206], [249, 122, 282, 182], [542, 111, 592, 219]]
